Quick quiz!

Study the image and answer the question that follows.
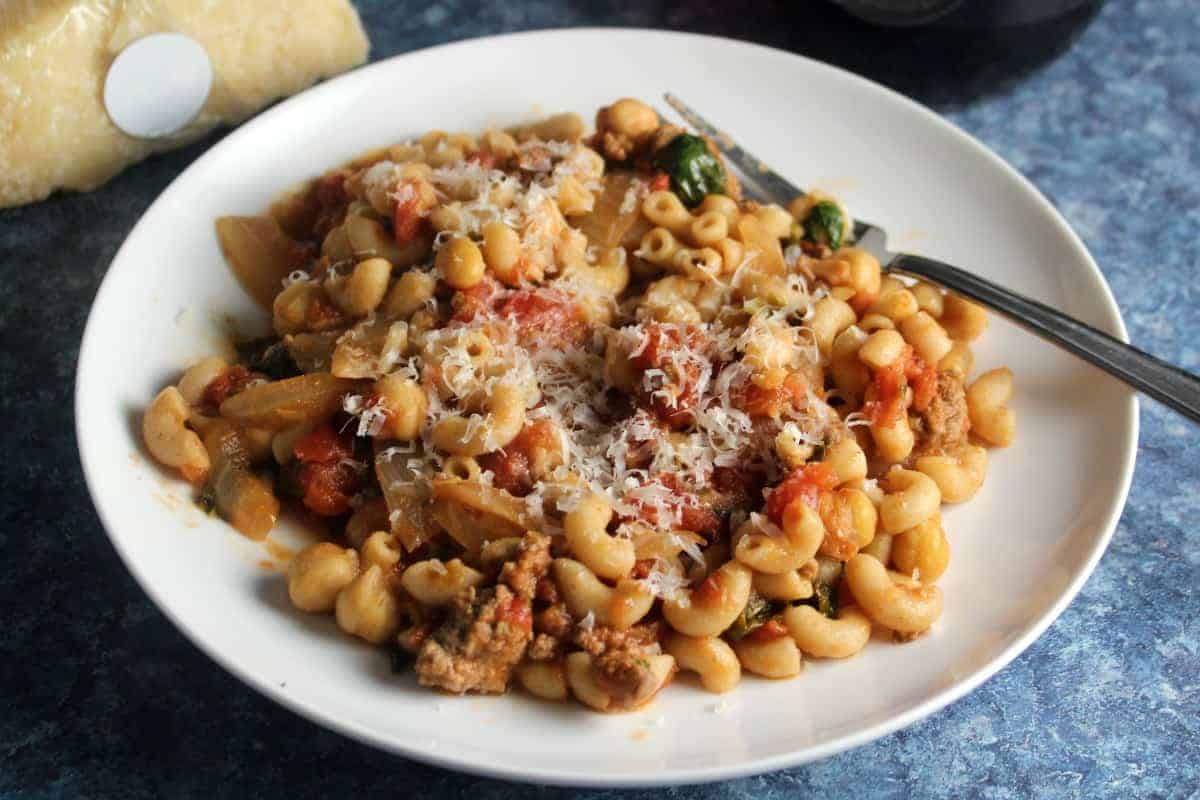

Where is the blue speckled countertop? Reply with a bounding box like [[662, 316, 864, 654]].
[[1, 0, 1197, 797]]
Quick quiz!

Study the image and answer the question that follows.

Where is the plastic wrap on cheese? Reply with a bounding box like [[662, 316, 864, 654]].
[[0, 0, 370, 208]]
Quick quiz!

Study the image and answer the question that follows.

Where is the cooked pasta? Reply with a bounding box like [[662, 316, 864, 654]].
[[143, 97, 1015, 711]]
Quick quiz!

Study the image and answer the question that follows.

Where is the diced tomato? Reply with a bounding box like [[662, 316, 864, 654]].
[[862, 344, 937, 424], [620, 473, 721, 537], [649, 172, 670, 192], [497, 289, 586, 344], [450, 276, 503, 323], [679, 504, 721, 538], [477, 419, 559, 497], [629, 323, 712, 427], [862, 344, 910, 425], [747, 618, 789, 642], [661, 473, 721, 536], [694, 572, 724, 607], [468, 151, 497, 169], [478, 448, 530, 496], [817, 489, 860, 561], [766, 462, 839, 525], [292, 422, 362, 517], [631, 559, 655, 580], [906, 354, 938, 413], [293, 423, 360, 516], [296, 460, 360, 516], [293, 423, 354, 464], [733, 370, 811, 419], [497, 596, 532, 630], [392, 181, 424, 246], [305, 292, 345, 331], [201, 365, 260, 412]]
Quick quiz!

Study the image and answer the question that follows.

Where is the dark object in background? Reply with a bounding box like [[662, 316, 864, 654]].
[[768, 0, 1107, 106], [832, 0, 1101, 27]]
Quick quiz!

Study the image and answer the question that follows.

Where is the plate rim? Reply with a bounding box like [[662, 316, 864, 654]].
[[75, 27, 1139, 787]]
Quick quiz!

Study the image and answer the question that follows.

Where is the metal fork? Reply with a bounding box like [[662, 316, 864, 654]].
[[663, 93, 1200, 424]]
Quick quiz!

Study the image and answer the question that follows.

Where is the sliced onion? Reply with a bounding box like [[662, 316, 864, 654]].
[[215, 215, 310, 309], [218, 373, 355, 430]]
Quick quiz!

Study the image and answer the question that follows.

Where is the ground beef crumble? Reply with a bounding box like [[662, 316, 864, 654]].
[[415, 533, 551, 694], [911, 372, 970, 458]]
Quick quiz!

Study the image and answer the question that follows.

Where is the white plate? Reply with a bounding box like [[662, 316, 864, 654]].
[[76, 29, 1137, 786]]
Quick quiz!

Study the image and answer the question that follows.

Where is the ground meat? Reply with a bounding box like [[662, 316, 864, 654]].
[[592, 648, 661, 705], [535, 603, 573, 638], [573, 622, 662, 657], [596, 130, 636, 162], [911, 372, 970, 457], [526, 633, 562, 662], [500, 531, 552, 600], [585, 643, 676, 710], [415, 585, 532, 694]]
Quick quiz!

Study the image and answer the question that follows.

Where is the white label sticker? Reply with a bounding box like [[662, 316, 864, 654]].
[[104, 33, 213, 139]]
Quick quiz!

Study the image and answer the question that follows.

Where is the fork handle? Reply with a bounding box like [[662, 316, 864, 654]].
[[889, 252, 1200, 424]]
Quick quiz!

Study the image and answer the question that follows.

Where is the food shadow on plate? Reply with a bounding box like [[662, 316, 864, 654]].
[[252, 564, 427, 693]]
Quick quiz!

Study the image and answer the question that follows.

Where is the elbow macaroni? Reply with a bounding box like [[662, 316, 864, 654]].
[[148, 98, 1017, 711]]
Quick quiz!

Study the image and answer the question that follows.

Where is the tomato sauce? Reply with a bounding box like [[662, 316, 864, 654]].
[[624, 473, 721, 538], [497, 595, 532, 630], [450, 276, 503, 324], [746, 618, 789, 642], [694, 571, 724, 607], [766, 462, 839, 525], [201, 365, 261, 413], [732, 370, 811, 419], [497, 289, 586, 344], [293, 424, 361, 516], [477, 419, 559, 496], [629, 323, 711, 427], [392, 182, 424, 246], [863, 344, 937, 424]]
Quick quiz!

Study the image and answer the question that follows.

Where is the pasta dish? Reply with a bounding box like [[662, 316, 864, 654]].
[[142, 98, 1015, 710]]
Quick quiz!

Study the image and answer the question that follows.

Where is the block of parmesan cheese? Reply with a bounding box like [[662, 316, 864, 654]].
[[0, 0, 370, 208]]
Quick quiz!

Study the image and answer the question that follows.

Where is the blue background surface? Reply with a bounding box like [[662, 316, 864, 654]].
[[1, 1, 1197, 796]]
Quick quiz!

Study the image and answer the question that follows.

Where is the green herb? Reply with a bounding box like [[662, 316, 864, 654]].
[[652, 133, 726, 209], [805, 562, 843, 620], [802, 201, 845, 250], [726, 591, 780, 641], [811, 580, 838, 619], [196, 485, 217, 514], [235, 336, 300, 380], [388, 646, 415, 674]]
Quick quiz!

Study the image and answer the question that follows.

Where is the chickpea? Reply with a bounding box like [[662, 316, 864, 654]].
[[604, 98, 658, 141], [480, 129, 518, 160], [892, 515, 951, 582], [382, 269, 436, 319], [321, 224, 352, 261], [350, 257, 393, 315], [481, 221, 521, 285], [335, 565, 402, 643], [288, 543, 359, 613], [436, 236, 485, 289], [360, 531, 403, 572]]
